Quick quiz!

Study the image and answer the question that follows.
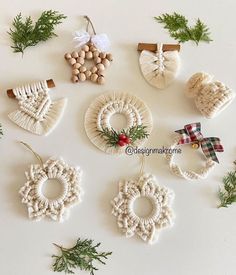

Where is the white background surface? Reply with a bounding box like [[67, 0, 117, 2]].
[[0, 1, 236, 275]]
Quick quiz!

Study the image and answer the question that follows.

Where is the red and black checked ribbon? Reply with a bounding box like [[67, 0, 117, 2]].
[[175, 122, 224, 163]]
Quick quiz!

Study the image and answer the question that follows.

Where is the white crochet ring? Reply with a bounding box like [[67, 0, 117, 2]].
[[8, 80, 67, 136], [139, 43, 180, 89], [84, 91, 153, 154], [111, 173, 175, 244], [165, 135, 215, 180], [19, 157, 83, 222]]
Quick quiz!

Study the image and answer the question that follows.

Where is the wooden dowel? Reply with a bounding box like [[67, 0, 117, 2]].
[[7, 79, 55, 98], [137, 43, 180, 52]]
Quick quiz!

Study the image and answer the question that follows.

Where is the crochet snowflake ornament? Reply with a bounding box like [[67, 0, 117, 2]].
[[111, 173, 175, 244], [19, 157, 83, 222]]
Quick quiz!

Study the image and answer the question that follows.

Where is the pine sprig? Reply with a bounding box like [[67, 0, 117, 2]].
[[8, 10, 67, 54], [98, 125, 149, 147], [52, 239, 112, 275], [154, 12, 212, 45], [218, 164, 236, 208]]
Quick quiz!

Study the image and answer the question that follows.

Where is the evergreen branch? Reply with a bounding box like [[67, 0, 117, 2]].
[[127, 125, 149, 143], [218, 163, 236, 208], [155, 13, 212, 45], [8, 10, 66, 54], [52, 238, 112, 274]]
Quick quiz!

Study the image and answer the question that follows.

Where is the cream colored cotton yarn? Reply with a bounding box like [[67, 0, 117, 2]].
[[111, 173, 175, 244], [84, 91, 153, 154], [185, 72, 235, 118], [139, 43, 180, 89], [19, 157, 83, 222]]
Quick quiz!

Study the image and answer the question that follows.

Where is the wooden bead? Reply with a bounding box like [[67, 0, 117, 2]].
[[93, 51, 100, 58], [91, 66, 98, 73], [72, 69, 80, 75], [86, 51, 93, 59], [64, 53, 71, 60], [106, 53, 113, 61], [71, 75, 79, 83], [96, 63, 105, 71], [73, 63, 81, 69], [94, 57, 102, 64], [97, 76, 105, 85], [97, 69, 105, 76], [85, 70, 92, 79], [192, 143, 199, 149], [90, 46, 97, 52], [102, 58, 110, 68], [69, 58, 76, 66], [71, 51, 79, 58], [79, 66, 86, 73], [79, 50, 86, 58], [77, 57, 85, 65], [82, 44, 89, 52], [78, 73, 86, 81], [91, 73, 98, 82], [99, 52, 106, 59]]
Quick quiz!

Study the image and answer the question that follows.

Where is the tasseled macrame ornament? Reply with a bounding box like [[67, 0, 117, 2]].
[[19, 142, 83, 222], [64, 16, 113, 84], [7, 79, 67, 136]]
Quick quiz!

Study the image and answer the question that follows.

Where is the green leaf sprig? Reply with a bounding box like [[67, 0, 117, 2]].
[[155, 12, 212, 45], [8, 10, 67, 54], [52, 238, 112, 275], [218, 161, 236, 208]]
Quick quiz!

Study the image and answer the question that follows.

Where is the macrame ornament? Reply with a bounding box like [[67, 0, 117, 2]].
[[138, 43, 180, 89], [185, 72, 235, 118], [19, 142, 83, 222], [111, 157, 175, 244], [165, 122, 224, 180], [84, 91, 153, 154], [7, 79, 67, 136], [64, 16, 113, 85]]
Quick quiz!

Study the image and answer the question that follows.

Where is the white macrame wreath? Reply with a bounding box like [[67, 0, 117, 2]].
[[111, 173, 175, 244], [19, 157, 83, 222], [8, 80, 67, 136], [139, 43, 180, 89], [84, 91, 153, 154]]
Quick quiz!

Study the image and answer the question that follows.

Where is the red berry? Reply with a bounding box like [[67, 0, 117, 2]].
[[124, 137, 131, 144], [118, 140, 126, 147], [119, 134, 127, 141]]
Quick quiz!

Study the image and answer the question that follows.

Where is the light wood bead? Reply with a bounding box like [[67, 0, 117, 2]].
[[79, 66, 87, 73], [71, 75, 79, 83], [91, 73, 98, 82], [102, 58, 110, 68], [96, 63, 105, 71], [73, 63, 81, 69], [64, 53, 72, 60], [106, 53, 113, 61], [79, 50, 86, 58], [85, 70, 92, 79], [71, 51, 79, 58], [69, 58, 77, 66], [78, 73, 86, 81], [97, 76, 105, 85], [94, 57, 102, 64], [86, 51, 93, 59], [82, 44, 89, 52], [99, 52, 106, 59], [91, 66, 98, 73], [93, 51, 100, 58], [97, 69, 105, 76], [90, 46, 97, 52], [72, 69, 80, 75], [77, 57, 85, 65]]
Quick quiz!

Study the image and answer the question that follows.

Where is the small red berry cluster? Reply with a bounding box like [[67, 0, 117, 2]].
[[117, 134, 131, 147]]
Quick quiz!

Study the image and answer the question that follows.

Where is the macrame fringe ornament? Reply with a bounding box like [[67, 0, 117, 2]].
[[139, 43, 180, 89], [8, 80, 67, 136], [19, 142, 83, 222], [84, 91, 153, 154]]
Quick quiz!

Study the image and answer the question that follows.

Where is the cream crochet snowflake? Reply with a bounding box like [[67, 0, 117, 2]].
[[111, 173, 174, 244], [19, 157, 83, 222]]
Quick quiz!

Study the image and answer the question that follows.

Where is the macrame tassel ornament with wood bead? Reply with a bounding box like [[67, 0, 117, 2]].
[[64, 16, 113, 85]]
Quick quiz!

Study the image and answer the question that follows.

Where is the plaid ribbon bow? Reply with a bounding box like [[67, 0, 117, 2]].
[[175, 122, 224, 163]]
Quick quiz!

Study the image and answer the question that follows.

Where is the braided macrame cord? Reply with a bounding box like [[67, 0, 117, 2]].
[[8, 80, 67, 136]]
